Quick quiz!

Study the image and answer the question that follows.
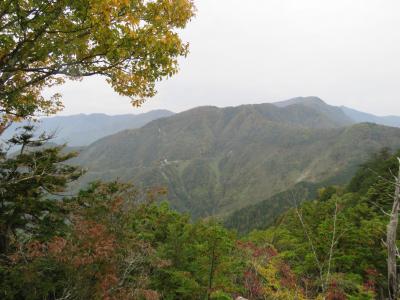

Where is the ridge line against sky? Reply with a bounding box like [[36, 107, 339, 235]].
[[44, 0, 400, 116], [42, 96, 400, 119]]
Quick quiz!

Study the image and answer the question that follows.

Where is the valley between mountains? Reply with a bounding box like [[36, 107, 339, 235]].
[[65, 97, 400, 225]]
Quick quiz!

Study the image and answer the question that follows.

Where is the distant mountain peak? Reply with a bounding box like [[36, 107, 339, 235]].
[[270, 96, 353, 127], [272, 96, 326, 108], [52, 109, 174, 119], [3, 109, 175, 147], [273, 97, 400, 129]]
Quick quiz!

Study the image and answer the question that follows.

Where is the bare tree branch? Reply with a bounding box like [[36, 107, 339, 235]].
[[386, 158, 400, 300], [291, 192, 325, 292], [325, 200, 338, 288]]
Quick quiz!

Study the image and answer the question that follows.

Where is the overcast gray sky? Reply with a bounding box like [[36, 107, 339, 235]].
[[52, 0, 400, 116]]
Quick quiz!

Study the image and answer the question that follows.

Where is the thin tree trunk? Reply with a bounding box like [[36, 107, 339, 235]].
[[207, 239, 217, 300], [387, 158, 400, 300], [325, 200, 338, 288], [295, 206, 325, 292]]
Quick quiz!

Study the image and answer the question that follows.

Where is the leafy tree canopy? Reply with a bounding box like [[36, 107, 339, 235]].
[[0, 0, 195, 128], [248, 149, 400, 298]]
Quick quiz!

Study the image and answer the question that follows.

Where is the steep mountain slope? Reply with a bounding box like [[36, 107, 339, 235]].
[[2, 110, 174, 146], [73, 100, 400, 219], [341, 106, 400, 128], [224, 182, 321, 234]]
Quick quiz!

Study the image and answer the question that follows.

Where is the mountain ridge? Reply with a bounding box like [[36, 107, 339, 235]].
[[341, 105, 400, 128], [72, 99, 400, 219], [2, 109, 174, 146], [273, 96, 400, 128]]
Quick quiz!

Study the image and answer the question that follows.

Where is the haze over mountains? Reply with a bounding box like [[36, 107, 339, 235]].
[[2, 109, 174, 146], [70, 97, 400, 220], [3, 97, 399, 148], [341, 106, 400, 128]]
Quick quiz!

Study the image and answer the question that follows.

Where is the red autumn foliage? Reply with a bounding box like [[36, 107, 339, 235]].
[[278, 262, 297, 289], [237, 241, 285, 299], [69, 219, 116, 268], [47, 236, 67, 255], [26, 240, 45, 259], [139, 289, 161, 300], [243, 269, 264, 299], [326, 280, 347, 300], [363, 268, 379, 293], [236, 241, 277, 260]]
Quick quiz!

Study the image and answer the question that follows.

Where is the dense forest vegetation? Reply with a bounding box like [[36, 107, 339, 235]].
[[1, 126, 400, 299], [2, 0, 400, 299]]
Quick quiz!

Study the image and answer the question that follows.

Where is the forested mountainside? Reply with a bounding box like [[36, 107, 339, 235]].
[[224, 181, 322, 234], [73, 98, 400, 219], [223, 147, 400, 234], [2, 0, 399, 297], [5, 127, 400, 299], [245, 149, 400, 299], [2, 110, 174, 146]]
